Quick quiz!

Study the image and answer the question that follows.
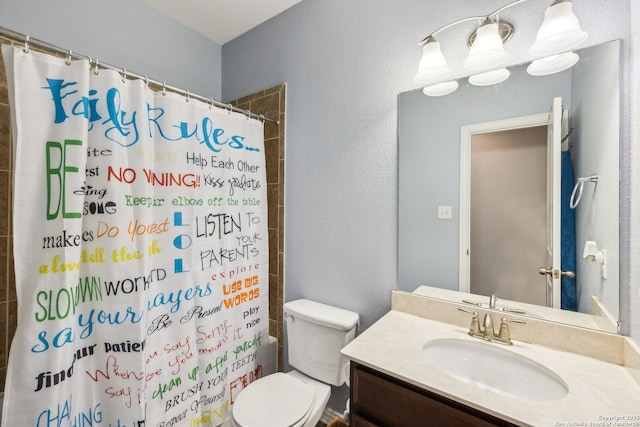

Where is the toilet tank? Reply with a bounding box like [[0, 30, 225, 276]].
[[284, 299, 359, 387]]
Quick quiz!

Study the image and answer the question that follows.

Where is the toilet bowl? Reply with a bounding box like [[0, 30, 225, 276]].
[[230, 299, 359, 427], [231, 371, 330, 427]]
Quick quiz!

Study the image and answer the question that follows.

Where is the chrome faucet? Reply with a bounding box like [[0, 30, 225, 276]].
[[458, 308, 525, 345]]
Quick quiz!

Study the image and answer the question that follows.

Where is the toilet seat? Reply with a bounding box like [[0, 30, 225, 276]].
[[233, 372, 317, 427]]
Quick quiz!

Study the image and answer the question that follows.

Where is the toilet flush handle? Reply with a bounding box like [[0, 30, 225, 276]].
[[284, 312, 294, 323]]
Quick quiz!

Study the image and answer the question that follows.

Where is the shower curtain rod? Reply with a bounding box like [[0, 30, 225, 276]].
[[0, 26, 279, 125]]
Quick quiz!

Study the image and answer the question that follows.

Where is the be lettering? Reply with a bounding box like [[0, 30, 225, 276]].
[[147, 314, 172, 335], [46, 139, 82, 220]]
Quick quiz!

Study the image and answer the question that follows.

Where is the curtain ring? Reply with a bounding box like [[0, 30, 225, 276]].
[[226, 104, 233, 115], [65, 49, 72, 65], [162, 82, 167, 96], [246, 110, 251, 121], [121, 68, 127, 84], [144, 76, 149, 87], [94, 59, 100, 75], [259, 114, 266, 123], [185, 90, 190, 102], [209, 98, 214, 109], [23, 35, 30, 53]]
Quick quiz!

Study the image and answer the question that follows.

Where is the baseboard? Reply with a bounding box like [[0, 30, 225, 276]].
[[320, 407, 345, 425]]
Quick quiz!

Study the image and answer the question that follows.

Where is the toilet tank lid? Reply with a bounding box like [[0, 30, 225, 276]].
[[284, 299, 359, 331]]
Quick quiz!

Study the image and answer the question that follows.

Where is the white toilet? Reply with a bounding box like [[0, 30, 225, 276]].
[[231, 299, 359, 427]]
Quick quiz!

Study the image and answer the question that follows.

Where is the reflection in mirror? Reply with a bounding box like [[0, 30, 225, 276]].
[[398, 41, 620, 333]]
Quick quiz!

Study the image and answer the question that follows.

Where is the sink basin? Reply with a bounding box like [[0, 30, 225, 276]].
[[422, 338, 568, 401]]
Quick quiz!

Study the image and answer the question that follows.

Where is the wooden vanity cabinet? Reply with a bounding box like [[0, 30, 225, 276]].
[[349, 362, 518, 427]]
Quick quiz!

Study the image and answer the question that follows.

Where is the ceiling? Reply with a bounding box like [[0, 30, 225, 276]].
[[141, 0, 304, 45]]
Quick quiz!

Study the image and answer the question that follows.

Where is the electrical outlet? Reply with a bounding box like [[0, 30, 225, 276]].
[[437, 205, 452, 219]]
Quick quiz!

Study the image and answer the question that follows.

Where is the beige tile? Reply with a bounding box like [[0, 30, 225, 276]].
[[269, 274, 278, 312], [265, 141, 279, 184], [0, 301, 6, 368], [0, 171, 9, 236], [267, 184, 278, 229], [0, 367, 5, 394], [0, 46, 8, 105], [7, 300, 16, 351], [278, 160, 285, 203], [0, 236, 6, 301], [279, 114, 286, 160], [7, 237, 14, 302], [0, 105, 10, 171], [268, 228, 278, 274], [278, 210, 285, 252]]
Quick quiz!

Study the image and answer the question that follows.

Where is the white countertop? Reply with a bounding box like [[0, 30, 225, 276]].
[[341, 310, 640, 427]]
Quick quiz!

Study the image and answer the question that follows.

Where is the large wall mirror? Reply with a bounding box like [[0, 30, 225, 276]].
[[398, 40, 620, 333]]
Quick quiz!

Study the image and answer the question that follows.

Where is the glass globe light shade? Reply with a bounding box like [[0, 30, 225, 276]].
[[422, 80, 459, 96], [527, 52, 579, 76], [529, 2, 588, 57], [414, 40, 452, 85], [463, 21, 509, 71], [468, 68, 510, 86]]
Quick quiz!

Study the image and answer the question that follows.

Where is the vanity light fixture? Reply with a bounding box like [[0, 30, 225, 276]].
[[414, 0, 588, 96]]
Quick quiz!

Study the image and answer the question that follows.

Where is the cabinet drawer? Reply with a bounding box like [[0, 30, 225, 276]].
[[350, 363, 516, 427]]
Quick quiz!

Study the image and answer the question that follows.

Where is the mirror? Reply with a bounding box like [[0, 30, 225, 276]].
[[398, 40, 620, 333]]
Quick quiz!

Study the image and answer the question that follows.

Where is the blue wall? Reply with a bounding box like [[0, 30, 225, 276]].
[[0, 0, 222, 99]]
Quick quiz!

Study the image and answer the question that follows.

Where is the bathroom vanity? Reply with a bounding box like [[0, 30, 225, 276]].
[[341, 291, 640, 427]]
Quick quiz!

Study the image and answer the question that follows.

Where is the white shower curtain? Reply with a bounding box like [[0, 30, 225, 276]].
[[2, 45, 269, 426]]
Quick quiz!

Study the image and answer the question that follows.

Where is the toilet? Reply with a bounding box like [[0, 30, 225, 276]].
[[231, 299, 359, 427]]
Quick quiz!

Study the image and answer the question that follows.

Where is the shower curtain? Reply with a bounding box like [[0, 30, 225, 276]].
[[2, 45, 269, 426]]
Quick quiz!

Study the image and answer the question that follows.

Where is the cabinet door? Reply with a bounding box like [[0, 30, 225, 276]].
[[350, 414, 378, 427], [350, 363, 516, 427]]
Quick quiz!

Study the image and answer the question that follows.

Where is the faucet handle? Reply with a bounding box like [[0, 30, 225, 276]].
[[497, 317, 527, 343], [457, 308, 482, 336]]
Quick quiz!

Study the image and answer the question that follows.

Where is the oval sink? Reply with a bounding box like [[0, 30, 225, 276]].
[[422, 338, 568, 401]]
